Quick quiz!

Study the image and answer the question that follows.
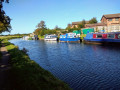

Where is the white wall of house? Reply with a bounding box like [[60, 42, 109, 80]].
[[93, 25, 120, 33]]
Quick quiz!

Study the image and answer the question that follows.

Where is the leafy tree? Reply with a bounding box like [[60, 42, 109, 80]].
[[66, 24, 71, 30], [54, 25, 61, 30], [89, 17, 97, 24], [34, 28, 41, 35], [35, 20, 47, 36], [81, 19, 86, 27], [0, 0, 11, 33], [95, 26, 99, 32], [37, 20, 46, 30], [66, 20, 86, 32], [78, 24, 84, 30]]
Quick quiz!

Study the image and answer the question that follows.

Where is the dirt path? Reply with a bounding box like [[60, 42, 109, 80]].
[[0, 43, 11, 90]]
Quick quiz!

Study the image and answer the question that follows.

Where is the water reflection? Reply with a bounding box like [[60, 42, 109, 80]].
[[9, 39, 120, 90]]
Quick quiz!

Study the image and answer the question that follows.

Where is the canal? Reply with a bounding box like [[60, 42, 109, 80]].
[[9, 39, 120, 90]]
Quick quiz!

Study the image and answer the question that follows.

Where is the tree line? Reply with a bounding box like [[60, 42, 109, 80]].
[[66, 17, 97, 32], [34, 21, 64, 36], [34, 17, 97, 36]]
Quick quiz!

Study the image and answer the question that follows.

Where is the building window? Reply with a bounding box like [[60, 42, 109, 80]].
[[118, 34, 120, 39], [115, 18, 119, 21], [107, 34, 115, 39], [108, 19, 112, 21], [96, 34, 102, 38]]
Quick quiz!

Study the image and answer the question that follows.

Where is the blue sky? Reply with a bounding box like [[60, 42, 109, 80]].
[[2, 0, 120, 34]]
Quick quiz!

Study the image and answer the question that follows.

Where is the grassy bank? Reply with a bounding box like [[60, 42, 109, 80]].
[[0, 40, 2, 59], [0, 35, 22, 40], [0, 36, 22, 59], [38, 35, 44, 40], [2, 38, 70, 90]]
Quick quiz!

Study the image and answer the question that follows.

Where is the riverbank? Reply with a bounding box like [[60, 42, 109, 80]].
[[38, 35, 44, 40], [0, 37, 70, 90]]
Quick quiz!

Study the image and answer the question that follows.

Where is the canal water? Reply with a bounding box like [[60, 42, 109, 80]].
[[9, 39, 120, 90]]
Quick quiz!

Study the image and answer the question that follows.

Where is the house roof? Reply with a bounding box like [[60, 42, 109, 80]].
[[72, 21, 89, 25], [85, 23, 107, 27], [101, 13, 120, 20]]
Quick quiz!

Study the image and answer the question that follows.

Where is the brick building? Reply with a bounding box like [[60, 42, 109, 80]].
[[71, 21, 89, 28], [85, 13, 120, 32], [101, 13, 120, 26], [69, 13, 120, 32]]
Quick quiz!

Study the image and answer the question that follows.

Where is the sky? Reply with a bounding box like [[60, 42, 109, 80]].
[[2, 0, 120, 35]]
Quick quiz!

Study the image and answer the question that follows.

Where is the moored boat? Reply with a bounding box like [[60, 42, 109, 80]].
[[44, 34, 57, 41], [23, 36, 30, 40], [59, 33, 80, 42], [84, 32, 120, 44]]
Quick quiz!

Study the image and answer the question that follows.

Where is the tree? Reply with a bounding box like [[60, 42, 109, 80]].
[[35, 20, 47, 36], [89, 17, 97, 24], [95, 26, 98, 32], [34, 28, 41, 35], [66, 24, 71, 30], [78, 24, 84, 30], [81, 19, 86, 27], [37, 20, 46, 30], [0, 0, 11, 33], [54, 25, 61, 30]]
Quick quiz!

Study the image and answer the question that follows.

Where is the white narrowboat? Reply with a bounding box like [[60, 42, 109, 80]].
[[44, 34, 57, 41]]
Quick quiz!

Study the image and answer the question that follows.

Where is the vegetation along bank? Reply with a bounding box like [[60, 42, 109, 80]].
[[0, 36, 70, 90]]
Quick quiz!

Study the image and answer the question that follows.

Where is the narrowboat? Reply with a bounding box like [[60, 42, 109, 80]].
[[44, 34, 57, 41], [84, 32, 120, 44], [59, 33, 80, 42]]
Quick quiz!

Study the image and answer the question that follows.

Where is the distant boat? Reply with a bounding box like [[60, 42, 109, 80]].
[[59, 33, 80, 42], [44, 34, 57, 41], [84, 32, 120, 44], [23, 36, 29, 40]]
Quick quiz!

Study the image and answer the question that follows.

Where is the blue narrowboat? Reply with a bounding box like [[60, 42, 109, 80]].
[[59, 33, 80, 42], [84, 32, 120, 44]]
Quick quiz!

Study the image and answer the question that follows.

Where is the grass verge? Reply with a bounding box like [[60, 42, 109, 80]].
[[2, 38, 70, 90], [38, 35, 44, 40], [0, 39, 3, 60]]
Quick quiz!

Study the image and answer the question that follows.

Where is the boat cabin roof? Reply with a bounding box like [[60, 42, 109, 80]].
[[93, 32, 120, 34], [45, 34, 57, 36]]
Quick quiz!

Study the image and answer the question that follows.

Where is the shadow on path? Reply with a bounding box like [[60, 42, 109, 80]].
[[0, 43, 11, 90]]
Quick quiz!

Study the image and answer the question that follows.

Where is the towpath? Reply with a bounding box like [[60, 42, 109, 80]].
[[0, 43, 11, 90]]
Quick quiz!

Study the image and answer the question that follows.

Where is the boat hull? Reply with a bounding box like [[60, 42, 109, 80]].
[[44, 38, 57, 41], [59, 38, 80, 42], [84, 38, 120, 42], [84, 32, 120, 45], [84, 38, 120, 45]]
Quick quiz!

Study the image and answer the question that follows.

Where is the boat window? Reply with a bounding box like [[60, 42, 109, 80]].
[[118, 34, 120, 39], [96, 34, 102, 38], [70, 36, 73, 38], [108, 34, 115, 38], [51, 36, 56, 38], [107, 34, 115, 39], [48, 36, 50, 38], [63, 36, 66, 38]]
